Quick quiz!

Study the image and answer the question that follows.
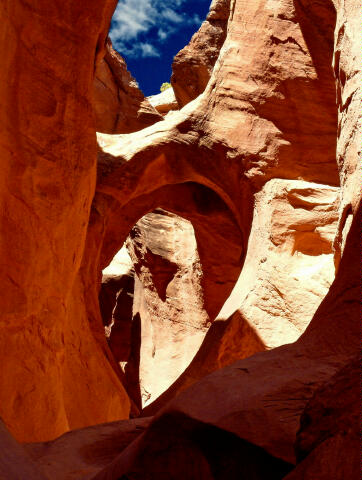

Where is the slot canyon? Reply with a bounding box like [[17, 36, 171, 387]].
[[0, 0, 360, 479]]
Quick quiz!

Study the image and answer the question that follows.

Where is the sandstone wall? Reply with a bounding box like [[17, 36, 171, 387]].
[[94, 39, 162, 134], [90, 0, 361, 477], [91, 0, 343, 417], [171, 0, 231, 106], [0, 4, 360, 478], [0, 0, 130, 442]]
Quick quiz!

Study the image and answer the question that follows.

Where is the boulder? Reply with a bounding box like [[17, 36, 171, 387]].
[[147, 88, 179, 116], [24, 418, 151, 480]]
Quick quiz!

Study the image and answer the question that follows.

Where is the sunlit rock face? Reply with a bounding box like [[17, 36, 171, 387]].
[[147, 88, 179, 116], [0, 0, 361, 478], [139, 180, 340, 416], [94, 38, 162, 134], [125, 209, 209, 408], [102, 180, 339, 414], [99, 210, 209, 410], [218, 179, 340, 348], [91, 0, 342, 417]]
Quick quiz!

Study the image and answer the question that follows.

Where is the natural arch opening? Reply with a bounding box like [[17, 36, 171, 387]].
[[101, 209, 209, 409], [97, 180, 245, 411], [90, 0, 342, 420]]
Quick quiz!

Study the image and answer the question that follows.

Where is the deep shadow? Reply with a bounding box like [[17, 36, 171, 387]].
[[124, 313, 142, 411], [118, 413, 293, 480]]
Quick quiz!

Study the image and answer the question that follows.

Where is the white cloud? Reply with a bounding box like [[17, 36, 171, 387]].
[[109, 0, 205, 58], [162, 8, 184, 23], [158, 29, 168, 41], [138, 43, 161, 58], [118, 41, 161, 59]]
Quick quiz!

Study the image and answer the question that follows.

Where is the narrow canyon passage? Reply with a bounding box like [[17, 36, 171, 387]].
[[0, 0, 360, 478], [87, 0, 342, 419]]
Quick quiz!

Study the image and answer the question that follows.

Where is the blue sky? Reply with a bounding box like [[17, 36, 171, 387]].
[[109, 0, 211, 96]]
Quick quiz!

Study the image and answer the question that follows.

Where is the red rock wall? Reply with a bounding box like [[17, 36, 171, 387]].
[[89, 0, 361, 477], [0, 6, 360, 480], [171, 0, 231, 107], [0, 0, 130, 442], [94, 39, 162, 134]]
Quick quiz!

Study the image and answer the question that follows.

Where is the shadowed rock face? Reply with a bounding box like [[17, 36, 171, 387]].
[[94, 39, 162, 134], [0, 1, 360, 480], [23, 417, 152, 480], [0, 0, 131, 443], [171, 0, 231, 107], [0, 420, 48, 480], [284, 357, 359, 480]]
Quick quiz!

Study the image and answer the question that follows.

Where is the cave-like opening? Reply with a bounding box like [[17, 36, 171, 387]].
[[98, 179, 244, 412]]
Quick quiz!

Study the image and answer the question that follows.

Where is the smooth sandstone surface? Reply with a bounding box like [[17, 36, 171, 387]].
[[0, 420, 47, 480], [0, 0, 131, 443], [0, 2, 360, 480], [284, 358, 359, 480], [90, 0, 361, 478], [94, 39, 162, 134], [24, 418, 151, 480]]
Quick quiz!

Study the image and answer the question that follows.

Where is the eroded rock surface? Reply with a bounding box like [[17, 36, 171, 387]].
[[0, 0, 130, 443], [172, 0, 231, 106], [142, 179, 340, 415], [0, 4, 360, 480], [125, 210, 209, 408], [88, 0, 361, 477], [94, 39, 162, 134], [147, 88, 179, 116], [218, 179, 340, 348], [24, 417, 151, 480], [91, 196, 361, 480]]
